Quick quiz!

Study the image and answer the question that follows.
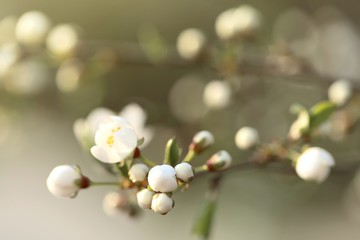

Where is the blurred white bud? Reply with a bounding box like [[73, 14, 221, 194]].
[[176, 28, 207, 60], [175, 162, 194, 182], [0, 42, 21, 78], [215, 5, 261, 40], [151, 193, 174, 215], [56, 59, 84, 93], [206, 150, 232, 171], [103, 192, 128, 216], [191, 130, 214, 153], [46, 165, 87, 198], [128, 164, 149, 183], [148, 164, 178, 192], [203, 80, 232, 110], [90, 116, 139, 164], [328, 79, 352, 106], [136, 189, 155, 209], [235, 127, 259, 150], [288, 111, 310, 140], [15, 11, 51, 47], [0, 16, 17, 45], [296, 147, 335, 183], [47, 24, 79, 59], [3, 59, 49, 95]]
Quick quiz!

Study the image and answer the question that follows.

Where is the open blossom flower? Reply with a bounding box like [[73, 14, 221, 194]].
[[90, 116, 139, 164], [15, 11, 51, 47], [296, 147, 335, 183], [74, 103, 153, 150], [191, 130, 214, 153], [151, 193, 174, 215], [129, 164, 149, 183], [137, 189, 155, 209], [148, 165, 178, 193], [46, 165, 89, 198], [235, 127, 259, 150], [175, 162, 194, 182]]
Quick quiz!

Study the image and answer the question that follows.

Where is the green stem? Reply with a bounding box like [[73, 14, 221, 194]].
[[183, 150, 196, 163], [194, 165, 208, 174], [139, 155, 156, 167], [90, 181, 120, 187]]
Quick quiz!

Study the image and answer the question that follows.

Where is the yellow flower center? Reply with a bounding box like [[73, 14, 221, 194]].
[[106, 127, 121, 147]]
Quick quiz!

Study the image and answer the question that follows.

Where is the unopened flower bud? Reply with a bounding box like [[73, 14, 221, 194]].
[[175, 162, 194, 182], [137, 189, 155, 209], [176, 28, 207, 60], [15, 11, 51, 47], [46, 165, 89, 198], [206, 150, 232, 171], [46, 24, 79, 59], [129, 163, 149, 183], [203, 80, 232, 110], [328, 79, 352, 106], [151, 193, 174, 215], [296, 147, 335, 183], [148, 164, 178, 192], [191, 130, 214, 153], [235, 127, 259, 150], [103, 192, 128, 216]]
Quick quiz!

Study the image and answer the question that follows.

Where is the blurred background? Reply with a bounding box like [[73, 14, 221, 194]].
[[1, 0, 360, 239]]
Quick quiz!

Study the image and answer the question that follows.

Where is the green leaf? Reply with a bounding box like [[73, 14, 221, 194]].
[[164, 137, 180, 166], [309, 101, 337, 130], [138, 24, 168, 63], [193, 198, 217, 240]]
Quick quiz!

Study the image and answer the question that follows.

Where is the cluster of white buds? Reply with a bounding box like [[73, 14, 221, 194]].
[[295, 147, 335, 183], [128, 164, 149, 183], [215, 4, 262, 41], [46, 165, 90, 198], [235, 127, 259, 150]]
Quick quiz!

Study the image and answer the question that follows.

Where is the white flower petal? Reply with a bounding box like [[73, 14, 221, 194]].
[[90, 146, 122, 163], [114, 127, 138, 159]]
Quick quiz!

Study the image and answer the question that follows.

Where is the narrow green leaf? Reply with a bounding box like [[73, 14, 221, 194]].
[[193, 198, 217, 240], [164, 137, 180, 166], [309, 101, 337, 130]]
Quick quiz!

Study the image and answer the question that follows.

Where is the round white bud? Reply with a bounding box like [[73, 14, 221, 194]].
[[215, 5, 261, 40], [151, 193, 174, 215], [206, 150, 232, 171], [15, 11, 51, 47], [296, 147, 335, 183], [175, 162, 194, 182], [103, 192, 127, 216], [176, 28, 206, 60], [46, 165, 84, 198], [136, 189, 155, 209], [46, 24, 79, 59], [148, 164, 178, 193], [128, 164, 149, 183], [235, 127, 259, 150], [192, 130, 214, 153], [203, 80, 232, 110], [328, 79, 352, 106]]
